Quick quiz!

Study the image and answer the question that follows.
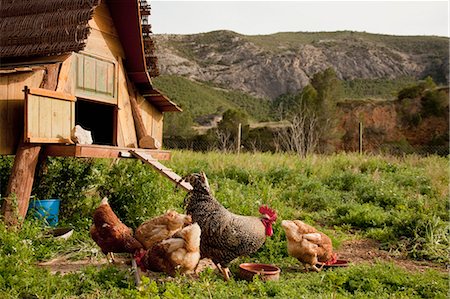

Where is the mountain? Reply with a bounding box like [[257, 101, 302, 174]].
[[154, 30, 449, 100]]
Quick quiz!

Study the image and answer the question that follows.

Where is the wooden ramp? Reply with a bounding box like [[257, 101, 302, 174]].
[[129, 150, 193, 192]]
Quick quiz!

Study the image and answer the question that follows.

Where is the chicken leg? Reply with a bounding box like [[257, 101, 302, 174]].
[[131, 258, 141, 287], [216, 263, 231, 281], [107, 252, 116, 263]]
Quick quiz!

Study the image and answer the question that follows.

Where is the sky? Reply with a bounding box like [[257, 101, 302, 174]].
[[150, 1, 449, 37]]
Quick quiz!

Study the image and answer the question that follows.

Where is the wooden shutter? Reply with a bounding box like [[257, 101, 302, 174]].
[[25, 87, 76, 143], [75, 53, 117, 105]]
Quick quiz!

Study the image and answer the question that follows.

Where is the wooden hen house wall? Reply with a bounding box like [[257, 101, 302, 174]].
[[0, 0, 181, 226]]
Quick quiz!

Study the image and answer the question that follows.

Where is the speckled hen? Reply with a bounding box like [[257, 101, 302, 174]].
[[182, 172, 277, 281]]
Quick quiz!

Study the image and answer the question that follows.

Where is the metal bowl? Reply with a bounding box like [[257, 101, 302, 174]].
[[47, 227, 74, 240], [238, 263, 281, 281]]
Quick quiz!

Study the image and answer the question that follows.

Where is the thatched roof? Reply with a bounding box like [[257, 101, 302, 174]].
[[0, 0, 100, 58], [0, 0, 178, 112]]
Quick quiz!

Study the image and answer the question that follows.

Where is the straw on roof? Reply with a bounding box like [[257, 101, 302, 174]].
[[0, 0, 100, 58]]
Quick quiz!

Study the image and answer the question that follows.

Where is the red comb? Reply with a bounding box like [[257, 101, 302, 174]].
[[259, 205, 277, 220]]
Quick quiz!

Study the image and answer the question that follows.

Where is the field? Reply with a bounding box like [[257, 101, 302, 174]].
[[0, 151, 448, 298]]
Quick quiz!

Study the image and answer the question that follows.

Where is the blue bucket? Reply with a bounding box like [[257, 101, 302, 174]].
[[28, 199, 60, 227]]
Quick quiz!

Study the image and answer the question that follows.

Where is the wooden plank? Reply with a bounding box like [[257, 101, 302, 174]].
[[38, 96, 52, 139], [130, 150, 192, 191], [89, 5, 119, 38], [116, 58, 137, 147], [0, 75, 8, 100], [84, 28, 125, 59], [40, 64, 60, 91], [76, 54, 84, 90], [0, 54, 69, 68], [27, 95, 39, 140], [96, 60, 108, 94], [56, 56, 74, 93], [43, 144, 171, 160], [107, 63, 115, 96], [28, 88, 76, 102], [0, 100, 9, 154], [84, 56, 96, 91], [28, 137, 70, 143], [51, 99, 65, 139]]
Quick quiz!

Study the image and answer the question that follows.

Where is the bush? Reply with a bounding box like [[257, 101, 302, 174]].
[[421, 89, 447, 117], [33, 157, 106, 223], [100, 160, 184, 228], [0, 156, 13, 205]]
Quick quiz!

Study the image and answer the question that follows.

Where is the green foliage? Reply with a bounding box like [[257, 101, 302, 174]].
[[99, 159, 184, 228], [310, 67, 343, 106], [0, 156, 13, 201], [421, 89, 448, 117], [342, 76, 417, 99], [397, 84, 426, 100], [152, 75, 271, 137], [33, 157, 107, 223], [0, 151, 448, 297], [397, 77, 437, 101], [217, 109, 250, 139]]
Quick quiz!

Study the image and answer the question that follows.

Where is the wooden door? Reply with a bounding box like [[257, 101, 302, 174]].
[[24, 87, 76, 143]]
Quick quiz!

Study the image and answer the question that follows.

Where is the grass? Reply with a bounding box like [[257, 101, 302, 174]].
[[0, 151, 448, 298]]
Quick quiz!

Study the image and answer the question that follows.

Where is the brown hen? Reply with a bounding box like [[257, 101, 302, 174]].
[[135, 210, 192, 250], [140, 223, 201, 276], [90, 197, 143, 262], [281, 220, 336, 272]]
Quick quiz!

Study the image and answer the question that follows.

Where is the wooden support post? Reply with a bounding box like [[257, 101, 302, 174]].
[[1, 143, 42, 227], [359, 122, 363, 154], [236, 123, 242, 154], [1, 63, 57, 228], [127, 81, 160, 149]]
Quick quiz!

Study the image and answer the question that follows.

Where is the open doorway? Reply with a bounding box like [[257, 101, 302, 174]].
[[75, 99, 117, 145]]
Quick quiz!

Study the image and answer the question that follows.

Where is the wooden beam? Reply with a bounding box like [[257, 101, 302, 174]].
[[28, 88, 76, 102], [1, 143, 42, 227], [130, 150, 192, 192], [127, 80, 160, 149], [1, 65, 60, 228], [40, 64, 61, 91], [43, 144, 171, 160]]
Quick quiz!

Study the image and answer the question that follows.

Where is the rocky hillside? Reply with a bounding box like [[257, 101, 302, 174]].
[[154, 31, 449, 100]]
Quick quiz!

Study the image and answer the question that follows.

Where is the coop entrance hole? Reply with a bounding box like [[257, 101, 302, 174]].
[[75, 99, 117, 146]]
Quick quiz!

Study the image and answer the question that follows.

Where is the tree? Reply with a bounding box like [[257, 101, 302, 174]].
[[278, 68, 342, 155], [163, 112, 196, 138], [216, 109, 249, 151]]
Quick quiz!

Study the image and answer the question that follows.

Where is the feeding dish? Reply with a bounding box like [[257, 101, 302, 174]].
[[317, 259, 349, 269], [239, 263, 281, 281], [47, 227, 74, 240]]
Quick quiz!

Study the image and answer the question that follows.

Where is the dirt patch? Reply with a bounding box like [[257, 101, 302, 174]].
[[37, 239, 446, 276], [336, 239, 447, 273], [37, 256, 131, 275]]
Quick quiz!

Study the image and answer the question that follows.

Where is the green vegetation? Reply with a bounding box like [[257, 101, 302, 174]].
[[397, 77, 449, 131], [0, 152, 448, 297], [152, 75, 272, 137], [243, 31, 448, 57], [342, 77, 417, 100]]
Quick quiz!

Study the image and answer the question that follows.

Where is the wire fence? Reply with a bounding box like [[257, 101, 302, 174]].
[[163, 137, 449, 157]]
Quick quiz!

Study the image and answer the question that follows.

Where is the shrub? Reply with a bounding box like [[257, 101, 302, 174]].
[[33, 157, 107, 223], [100, 160, 184, 228], [421, 89, 447, 117]]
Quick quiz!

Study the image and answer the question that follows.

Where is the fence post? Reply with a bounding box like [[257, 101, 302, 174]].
[[359, 122, 363, 154], [237, 123, 242, 154]]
